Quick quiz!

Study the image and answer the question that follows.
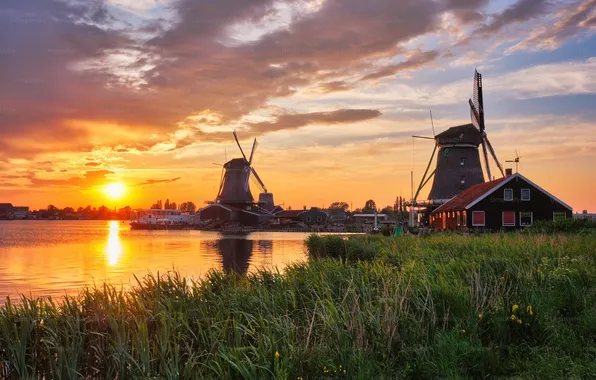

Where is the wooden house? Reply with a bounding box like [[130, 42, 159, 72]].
[[430, 172, 572, 231]]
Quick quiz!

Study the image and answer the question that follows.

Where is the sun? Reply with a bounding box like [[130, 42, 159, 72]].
[[104, 182, 126, 199]]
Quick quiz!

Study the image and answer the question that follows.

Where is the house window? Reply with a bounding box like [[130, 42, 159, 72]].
[[502, 211, 515, 226], [472, 211, 485, 226], [317, 216, 323, 223], [306, 216, 312, 223], [553, 212, 567, 221], [460, 157, 465, 166], [460, 176, 465, 184], [520, 212, 533, 226], [456, 212, 461, 226], [521, 189, 531, 201], [504, 189, 513, 201]]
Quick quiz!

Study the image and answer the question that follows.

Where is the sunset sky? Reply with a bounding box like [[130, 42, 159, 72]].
[[1, 0, 595, 212]]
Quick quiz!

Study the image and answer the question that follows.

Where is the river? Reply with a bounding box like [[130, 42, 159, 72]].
[[0, 220, 309, 302]]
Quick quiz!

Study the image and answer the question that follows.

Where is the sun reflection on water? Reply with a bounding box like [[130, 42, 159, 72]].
[[106, 221, 123, 266]]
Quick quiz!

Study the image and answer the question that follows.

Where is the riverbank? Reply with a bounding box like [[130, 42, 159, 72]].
[[1, 233, 595, 378]]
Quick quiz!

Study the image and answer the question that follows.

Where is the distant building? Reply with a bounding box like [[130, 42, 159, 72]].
[[12, 206, 29, 219], [325, 208, 348, 223], [352, 213, 388, 224], [275, 207, 329, 226], [574, 211, 596, 221], [197, 203, 273, 226], [430, 172, 572, 231], [0, 203, 14, 219]]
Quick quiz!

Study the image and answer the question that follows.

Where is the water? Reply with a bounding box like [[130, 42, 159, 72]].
[[0, 220, 309, 302]]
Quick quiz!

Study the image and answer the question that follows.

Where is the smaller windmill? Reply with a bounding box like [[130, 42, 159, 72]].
[[216, 131, 274, 208], [506, 150, 523, 173], [469, 70, 504, 180]]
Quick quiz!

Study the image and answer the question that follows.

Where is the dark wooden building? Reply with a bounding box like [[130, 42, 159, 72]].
[[198, 203, 270, 226], [430, 172, 572, 231]]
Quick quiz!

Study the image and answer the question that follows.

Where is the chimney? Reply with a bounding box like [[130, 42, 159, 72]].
[[505, 168, 513, 177], [303, 205, 307, 210]]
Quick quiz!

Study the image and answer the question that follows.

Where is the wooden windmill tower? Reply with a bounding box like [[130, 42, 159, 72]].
[[410, 70, 505, 225], [216, 131, 274, 209]]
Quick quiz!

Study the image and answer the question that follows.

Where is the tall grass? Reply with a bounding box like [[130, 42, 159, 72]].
[[1, 233, 595, 379]]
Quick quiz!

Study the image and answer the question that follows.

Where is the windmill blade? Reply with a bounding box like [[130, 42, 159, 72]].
[[216, 166, 225, 200], [469, 99, 481, 131], [248, 138, 258, 165], [233, 131, 248, 162], [429, 110, 436, 137], [250, 167, 267, 193], [485, 137, 505, 177], [481, 138, 492, 180]]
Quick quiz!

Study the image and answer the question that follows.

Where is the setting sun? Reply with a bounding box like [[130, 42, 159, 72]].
[[104, 183, 126, 200]]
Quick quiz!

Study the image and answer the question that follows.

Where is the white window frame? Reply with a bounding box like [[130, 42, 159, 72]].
[[502, 211, 516, 226], [521, 188, 531, 201], [306, 216, 312, 223], [553, 211, 566, 221], [472, 211, 485, 227], [460, 176, 465, 184], [504, 188, 513, 201], [519, 211, 533, 227]]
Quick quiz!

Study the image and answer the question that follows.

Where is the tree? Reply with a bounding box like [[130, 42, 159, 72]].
[[151, 200, 162, 209], [180, 202, 197, 214], [164, 199, 170, 210], [170, 202, 177, 210], [362, 199, 377, 213], [62, 207, 75, 215], [329, 201, 349, 211], [47, 204, 58, 213]]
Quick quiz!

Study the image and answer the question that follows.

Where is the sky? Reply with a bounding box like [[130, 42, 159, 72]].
[[0, 0, 595, 212]]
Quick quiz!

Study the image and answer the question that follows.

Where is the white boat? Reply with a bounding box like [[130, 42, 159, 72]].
[[130, 209, 191, 230]]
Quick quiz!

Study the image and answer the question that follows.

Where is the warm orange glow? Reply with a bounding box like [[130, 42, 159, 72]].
[[104, 183, 126, 200]]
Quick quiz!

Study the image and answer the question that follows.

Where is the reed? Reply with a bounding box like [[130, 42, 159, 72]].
[[1, 233, 595, 379]]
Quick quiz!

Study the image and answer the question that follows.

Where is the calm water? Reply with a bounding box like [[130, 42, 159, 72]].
[[0, 220, 309, 302]]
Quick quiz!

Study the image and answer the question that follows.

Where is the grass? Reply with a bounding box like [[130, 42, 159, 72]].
[[1, 233, 596, 379]]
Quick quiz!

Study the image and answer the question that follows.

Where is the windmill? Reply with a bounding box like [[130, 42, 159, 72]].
[[216, 131, 274, 209], [409, 70, 505, 224], [506, 150, 523, 173], [468, 70, 504, 180]]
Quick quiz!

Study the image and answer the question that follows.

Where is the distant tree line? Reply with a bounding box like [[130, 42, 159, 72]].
[[31, 200, 199, 220], [149, 199, 197, 214], [328, 196, 409, 221]]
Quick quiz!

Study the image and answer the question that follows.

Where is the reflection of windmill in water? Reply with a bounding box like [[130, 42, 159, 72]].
[[216, 237, 253, 275], [216, 131, 276, 210], [410, 70, 505, 225]]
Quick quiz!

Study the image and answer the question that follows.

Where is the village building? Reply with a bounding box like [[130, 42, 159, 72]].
[[275, 207, 328, 226], [197, 203, 273, 227], [430, 172, 572, 231]]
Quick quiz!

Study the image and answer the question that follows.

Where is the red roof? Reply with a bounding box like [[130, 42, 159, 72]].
[[432, 176, 509, 214]]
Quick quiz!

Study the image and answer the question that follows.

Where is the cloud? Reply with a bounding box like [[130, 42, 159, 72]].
[[507, 0, 596, 52], [247, 109, 383, 133], [479, 0, 552, 35], [137, 177, 182, 186], [359, 50, 441, 81], [85, 162, 101, 167], [28, 170, 115, 188]]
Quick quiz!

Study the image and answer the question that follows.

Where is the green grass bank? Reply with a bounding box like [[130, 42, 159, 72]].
[[1, 233, 596, 379]]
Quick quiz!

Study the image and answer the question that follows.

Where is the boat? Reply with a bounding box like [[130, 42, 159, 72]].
[[130, 209, 192, 230]]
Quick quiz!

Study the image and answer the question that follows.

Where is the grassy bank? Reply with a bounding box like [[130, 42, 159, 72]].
[[1, 233, 596, 379]]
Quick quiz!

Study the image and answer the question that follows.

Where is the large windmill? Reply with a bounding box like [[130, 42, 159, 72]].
[[410, 70, 505, 224], [216, 131, 275, 209]]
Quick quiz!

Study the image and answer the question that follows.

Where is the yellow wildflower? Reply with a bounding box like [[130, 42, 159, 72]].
[[512, 304, 519, 313], [298, 377, 303, 380], [478, 313, 483, 319], [344, 370, 347, 374], [275, 351, 280, 358], [500, 276, 505, 281], [511, 314, 516, 321], [460, 329, 466, 334], [517, 319, 523, 325], [527, 305, 534, 316]]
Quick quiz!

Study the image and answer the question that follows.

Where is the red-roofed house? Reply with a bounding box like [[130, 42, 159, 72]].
[[430, 172, 572, 231]]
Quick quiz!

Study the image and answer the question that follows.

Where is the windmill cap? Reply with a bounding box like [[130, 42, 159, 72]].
[[436, 123, 483, 146]]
